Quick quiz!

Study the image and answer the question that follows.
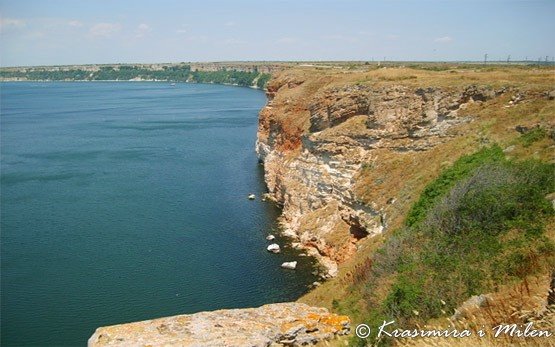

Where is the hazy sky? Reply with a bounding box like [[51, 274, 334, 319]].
[[1, 0, 554, 66]]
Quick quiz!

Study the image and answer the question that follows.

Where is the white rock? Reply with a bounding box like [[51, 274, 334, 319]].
[[503, 145, 515, 153], [281, 261, 298, 270], [291, 242, 302, 249], [248, 194, 256, 200], [266, 234, 276, 241], [267, 243, 280, 253]]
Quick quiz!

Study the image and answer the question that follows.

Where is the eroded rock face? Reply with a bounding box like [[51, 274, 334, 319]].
[[256, 74, 505, 277], [88, 303, 350, 347], [307, 84, 493, 150]]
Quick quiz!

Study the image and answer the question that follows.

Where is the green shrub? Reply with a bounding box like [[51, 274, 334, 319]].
[[424, 161, 554, 236], [406, 145, 505, 227], [256, 73, 271, 89]]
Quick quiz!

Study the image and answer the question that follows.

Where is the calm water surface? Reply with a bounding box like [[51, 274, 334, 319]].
[[0, 82, 317, 346]]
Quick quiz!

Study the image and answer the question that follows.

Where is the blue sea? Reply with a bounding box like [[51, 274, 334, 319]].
[[0, 82, 317, 346]]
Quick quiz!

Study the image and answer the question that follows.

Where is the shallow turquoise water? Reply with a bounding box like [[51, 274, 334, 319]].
[[0, 82, 317, 346]]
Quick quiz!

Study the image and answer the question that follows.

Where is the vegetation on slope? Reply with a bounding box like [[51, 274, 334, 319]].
[[0, 65, 272, 88], [338, 146, 555, 345]]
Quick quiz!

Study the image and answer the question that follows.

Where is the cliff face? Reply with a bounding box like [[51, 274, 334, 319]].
[[255, 67, 552, 277]]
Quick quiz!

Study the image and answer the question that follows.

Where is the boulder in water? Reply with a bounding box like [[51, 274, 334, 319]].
[[281, 261, 297, 270]]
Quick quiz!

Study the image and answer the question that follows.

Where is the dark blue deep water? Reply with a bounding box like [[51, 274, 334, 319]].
[[0, 82, 317, 346]]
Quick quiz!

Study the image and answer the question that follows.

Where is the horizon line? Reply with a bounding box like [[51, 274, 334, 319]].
[[3, 59, 555, 69]]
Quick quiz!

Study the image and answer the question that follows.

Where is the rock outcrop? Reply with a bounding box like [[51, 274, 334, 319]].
[[256, 69, 511, 277], [88, 303, 350, 347]]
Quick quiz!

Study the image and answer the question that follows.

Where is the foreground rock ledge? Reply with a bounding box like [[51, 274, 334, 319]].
[[88, 303, 350, 347]]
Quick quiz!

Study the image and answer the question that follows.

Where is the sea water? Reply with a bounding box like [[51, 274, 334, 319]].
[[0, 82, 317, 346]]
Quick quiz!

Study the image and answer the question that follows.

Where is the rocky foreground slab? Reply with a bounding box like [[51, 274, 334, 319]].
[[88, 303, 350, 346]]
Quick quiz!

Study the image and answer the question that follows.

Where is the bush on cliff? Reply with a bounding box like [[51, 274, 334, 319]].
[[405, 145, 505, 227]]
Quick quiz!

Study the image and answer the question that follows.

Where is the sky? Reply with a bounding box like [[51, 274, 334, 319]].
[[0, 0, 554, 66]]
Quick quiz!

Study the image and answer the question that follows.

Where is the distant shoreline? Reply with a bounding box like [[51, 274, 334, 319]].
[[0, 79, 266, 90], [0, 63, 273, 89]]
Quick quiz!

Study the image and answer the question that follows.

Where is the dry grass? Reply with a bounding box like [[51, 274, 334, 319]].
[[279, 65, 555, 92], [398, 274, 554, 347]]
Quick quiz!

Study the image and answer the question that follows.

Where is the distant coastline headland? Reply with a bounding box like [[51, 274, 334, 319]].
[[0, 62, 279, 89]]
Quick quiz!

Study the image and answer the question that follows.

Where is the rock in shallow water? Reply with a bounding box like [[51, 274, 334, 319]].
[[88, 302, 350, 347], [281, 261, 298, 270], [267, 243, 280, 253]]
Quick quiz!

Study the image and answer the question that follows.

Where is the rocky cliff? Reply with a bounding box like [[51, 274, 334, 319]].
[[256, 67, 554, 278]]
